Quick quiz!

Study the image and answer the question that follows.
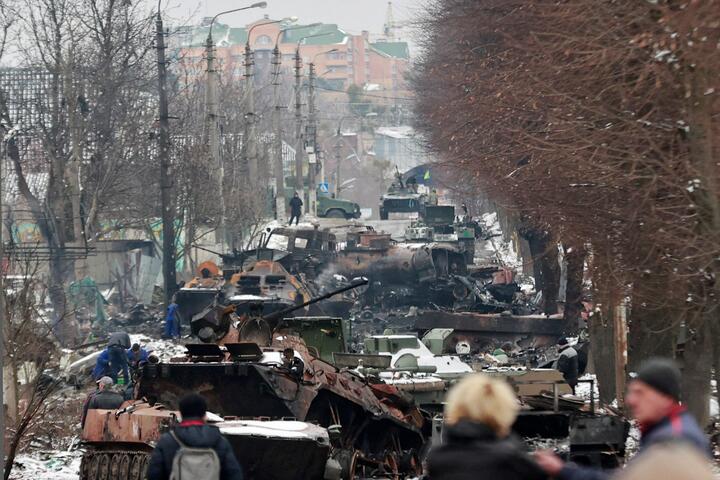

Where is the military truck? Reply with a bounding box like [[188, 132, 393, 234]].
[[317, 193, 361, 219]]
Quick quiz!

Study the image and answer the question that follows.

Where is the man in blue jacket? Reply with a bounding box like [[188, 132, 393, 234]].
[[147, 393, 243, 480], [535, 357, 710, 479]]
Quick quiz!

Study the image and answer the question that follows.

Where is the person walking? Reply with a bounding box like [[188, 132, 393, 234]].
[[288, 192, 303, 226], [164, 298, 180, 339], [147, 393, 244, 480], [554, 337, 579, 393], [535, 357, 710, 480], [427, 373, 547, 480], [81, 376, 125, 427]]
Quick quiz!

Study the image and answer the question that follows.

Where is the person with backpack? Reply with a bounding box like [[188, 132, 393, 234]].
[[147, 393, 243, 480]]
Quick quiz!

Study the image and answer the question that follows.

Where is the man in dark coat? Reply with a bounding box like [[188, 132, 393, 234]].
[[428, 419, 547, 480], [536, 357, 710, 480], [147, 393, 243, 480], [107, 332, 131, 384], [288, 192, 303, 226], [554, 337, 579, 393], [281, 348, 304, 380], [81, 376, 125, 427]]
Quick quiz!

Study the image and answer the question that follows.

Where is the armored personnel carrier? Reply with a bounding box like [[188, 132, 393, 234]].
[[79, 282, 428, 480]]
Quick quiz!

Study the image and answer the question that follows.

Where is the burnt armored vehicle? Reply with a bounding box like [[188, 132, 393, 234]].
[[80, 282, 428, 480]]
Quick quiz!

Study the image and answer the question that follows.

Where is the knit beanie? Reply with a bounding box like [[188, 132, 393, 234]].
[[634, 357, 682, 402]]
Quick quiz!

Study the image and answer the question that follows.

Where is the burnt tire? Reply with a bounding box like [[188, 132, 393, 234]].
[[325, 208, 346, 219]]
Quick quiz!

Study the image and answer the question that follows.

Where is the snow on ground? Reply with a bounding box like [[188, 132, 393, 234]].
[[10, 451, 82, 480], [129, 334, 187, 360]]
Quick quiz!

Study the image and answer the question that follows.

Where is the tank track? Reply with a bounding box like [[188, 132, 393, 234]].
[[79, 449, 151, 480]]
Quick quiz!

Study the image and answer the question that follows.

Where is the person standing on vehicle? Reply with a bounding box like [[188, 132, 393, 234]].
[[147, 393, 243, 480], [288, 192, 303, 226], [554, 337, 579, 393]]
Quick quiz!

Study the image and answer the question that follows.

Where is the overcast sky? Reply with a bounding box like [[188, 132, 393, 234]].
[[167, 0, 424, 44]]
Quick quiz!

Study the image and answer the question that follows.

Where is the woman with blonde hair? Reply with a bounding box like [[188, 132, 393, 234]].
[[427, 373, 547, 480]]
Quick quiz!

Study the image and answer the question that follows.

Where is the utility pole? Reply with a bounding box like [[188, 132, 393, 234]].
[[272, 45, 286, 220], [293, 47, 305, 206], [307, 62, 318, 215], [242, 41, 257, 179], [0, 135, 5, 479], [205, 33, 225, 245], [334, 136, 342, 197], [156, 6, 176, 305]]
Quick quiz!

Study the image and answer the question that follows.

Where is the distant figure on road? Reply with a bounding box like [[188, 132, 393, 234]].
[[428, 189, 439, 205], [427, 373, 546, 480], [81, 376, 124, 428], [289, 192, 303, 225], [535, 357, 710, 480], [554, 337, 579, 393], [147, 393, 244, 480], [164, 298, 180, 339]]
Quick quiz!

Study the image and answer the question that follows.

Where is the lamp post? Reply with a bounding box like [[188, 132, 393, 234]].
[[270, 23, 319, 221], [204, 1, 266, 246]]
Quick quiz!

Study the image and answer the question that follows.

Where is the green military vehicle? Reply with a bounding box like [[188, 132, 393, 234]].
[[317, 193, 361, 219], [284, 185, 361, 219]]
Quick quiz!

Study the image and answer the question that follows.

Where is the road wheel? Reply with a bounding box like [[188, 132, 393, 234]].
[[128, 454, 143, 480], [118, 454, 131, 479], [97, 453, 110, 480]]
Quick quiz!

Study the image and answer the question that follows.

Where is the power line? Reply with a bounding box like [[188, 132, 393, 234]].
[[314, 85, 414, 101]]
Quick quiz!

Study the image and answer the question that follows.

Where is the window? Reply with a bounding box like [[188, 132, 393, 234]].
[[255, 35, 272, 46]]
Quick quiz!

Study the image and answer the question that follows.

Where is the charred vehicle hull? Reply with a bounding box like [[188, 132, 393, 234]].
[[79, 406, 332, 480]]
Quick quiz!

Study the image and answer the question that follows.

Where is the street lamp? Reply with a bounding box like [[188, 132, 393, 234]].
[[207, 2, 267, 41]]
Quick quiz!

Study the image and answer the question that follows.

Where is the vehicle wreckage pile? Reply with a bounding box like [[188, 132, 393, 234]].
[[73, 205, 629, 479]]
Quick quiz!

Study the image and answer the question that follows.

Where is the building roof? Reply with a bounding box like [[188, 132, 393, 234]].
[[281, 24, 347, 45], [370, 41, 410, 59], [182, 23, 249, 48], [177, 22, 348, 48]]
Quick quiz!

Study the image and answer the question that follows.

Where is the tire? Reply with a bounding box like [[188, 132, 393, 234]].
[[325, 209, 346, 219]]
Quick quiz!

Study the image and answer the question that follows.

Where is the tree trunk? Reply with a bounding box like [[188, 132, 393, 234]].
[[563, 244, 586, 327], [588, 304, 617, 405], [627, 305, 677, 373], [682, 317, 712, 427]]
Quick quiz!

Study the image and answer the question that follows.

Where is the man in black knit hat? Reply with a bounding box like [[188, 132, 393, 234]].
[[535, 357, 710, 480]]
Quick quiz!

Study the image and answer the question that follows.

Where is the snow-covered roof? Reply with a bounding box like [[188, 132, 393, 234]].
[[375, 126, 415, 139]]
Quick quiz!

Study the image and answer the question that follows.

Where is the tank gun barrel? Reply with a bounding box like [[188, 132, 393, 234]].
[[262, 278, 368, 323]]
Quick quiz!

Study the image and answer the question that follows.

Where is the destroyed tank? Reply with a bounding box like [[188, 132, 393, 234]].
[[79, 281, 428, 480]]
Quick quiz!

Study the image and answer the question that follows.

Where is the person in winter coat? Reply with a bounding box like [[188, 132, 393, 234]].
[[81, 376, 125, 427], [427, 373, 547, 480], [107, 332, 131, 384], [164, 299, 180, 338], [147, 393, 243, 480], [91, 349, 111, 380], [615, 442, 714, 480], [554, 337, 579, 393], [535, 358, 710, 480], [288, 192, 303, 226]]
